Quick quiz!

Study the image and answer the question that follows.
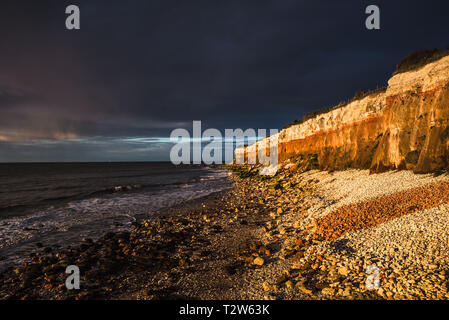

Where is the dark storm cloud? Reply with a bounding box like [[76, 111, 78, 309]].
[[0, 0, 449, 160], [0, 86, 40, 110]]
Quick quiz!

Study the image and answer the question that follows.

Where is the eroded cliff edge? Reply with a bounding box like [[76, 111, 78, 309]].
[[236, 55, 449, 173]]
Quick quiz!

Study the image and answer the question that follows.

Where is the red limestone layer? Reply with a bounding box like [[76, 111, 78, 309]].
[[236, 55, 449, 173]]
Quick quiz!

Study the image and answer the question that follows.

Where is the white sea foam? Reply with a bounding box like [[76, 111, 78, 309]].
[[0, 167, 231, 271]]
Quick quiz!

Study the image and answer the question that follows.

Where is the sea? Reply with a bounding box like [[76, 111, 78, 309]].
[[0, 162, 232, 271]]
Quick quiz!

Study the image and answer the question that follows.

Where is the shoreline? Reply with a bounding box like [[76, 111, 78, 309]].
[[1, 166, 449, 299], [0, 165, 232, 273], [0, 171, 261, 299]]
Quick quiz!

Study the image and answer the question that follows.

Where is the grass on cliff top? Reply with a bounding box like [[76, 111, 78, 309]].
[[283, 48, 449, 131], [283, 86, 387, 130], [393, 48, 449, 75]]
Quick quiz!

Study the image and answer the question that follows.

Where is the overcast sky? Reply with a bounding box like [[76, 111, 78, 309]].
[[1, 0, 448, 162]]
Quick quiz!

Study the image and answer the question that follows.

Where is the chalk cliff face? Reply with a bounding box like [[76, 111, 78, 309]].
[[236, 55, 449, 173]]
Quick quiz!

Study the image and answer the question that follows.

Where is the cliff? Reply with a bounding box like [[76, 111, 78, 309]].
[[236, 54, 449, 173]]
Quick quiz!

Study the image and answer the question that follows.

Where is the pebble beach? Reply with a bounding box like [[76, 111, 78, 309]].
[[1, 165, 448, 300]]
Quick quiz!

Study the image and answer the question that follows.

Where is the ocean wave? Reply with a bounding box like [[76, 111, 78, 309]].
[[0, 166, 232, 270]]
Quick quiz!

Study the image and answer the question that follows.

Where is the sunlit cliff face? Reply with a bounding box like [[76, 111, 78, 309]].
[[238, 56, 449, 174]]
